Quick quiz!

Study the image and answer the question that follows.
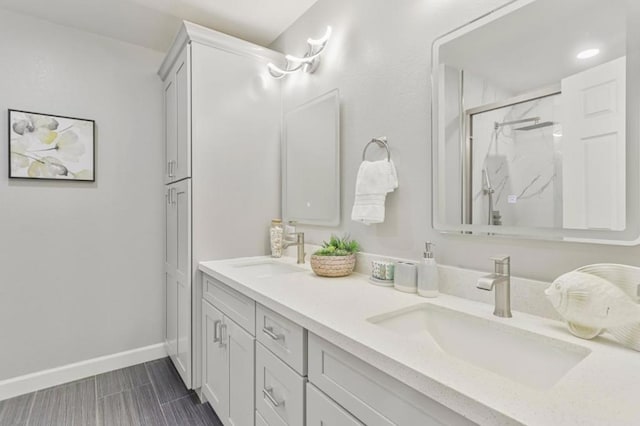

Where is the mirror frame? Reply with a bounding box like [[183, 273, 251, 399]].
[[431, 0, 640, 245]]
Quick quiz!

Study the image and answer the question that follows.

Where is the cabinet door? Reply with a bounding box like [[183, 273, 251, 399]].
[[227, 318, 255, 426], [173, 46, 190, 182], [163, 69, 176, 184], [174, 179, 191, 386], [307, 383, 363, 426], [164, 187, 177, 358], [164, 45, 190, 183], [202, 300, 228, 420]]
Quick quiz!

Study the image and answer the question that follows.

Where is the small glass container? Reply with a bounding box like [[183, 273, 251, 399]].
[[270, 219, 284, 258]]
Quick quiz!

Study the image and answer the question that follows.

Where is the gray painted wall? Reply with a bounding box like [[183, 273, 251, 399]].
[[0, 9, 164, 380], [271, 0, 640, 282]]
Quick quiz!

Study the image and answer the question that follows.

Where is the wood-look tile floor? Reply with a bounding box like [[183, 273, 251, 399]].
[[0, 357, 222, 426]]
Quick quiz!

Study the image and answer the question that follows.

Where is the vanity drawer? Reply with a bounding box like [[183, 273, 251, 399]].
[[308, 333, 475, 426], [256, 342, 306, 426], [202, 273, 255, 336], [256, 303, 307, 375], [307, 382, 363, 426]]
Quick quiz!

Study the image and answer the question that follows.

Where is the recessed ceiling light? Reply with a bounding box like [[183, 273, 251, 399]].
[[577, 48, 600, 59]]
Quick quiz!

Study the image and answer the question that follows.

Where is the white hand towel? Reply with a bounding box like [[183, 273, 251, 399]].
[[351, 160, 398, 225]]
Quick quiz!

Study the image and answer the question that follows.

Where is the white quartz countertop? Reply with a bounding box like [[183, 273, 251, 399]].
[[199, 256, 640, 426]]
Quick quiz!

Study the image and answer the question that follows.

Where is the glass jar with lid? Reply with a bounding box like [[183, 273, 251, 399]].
[[270, 219, 284, 257]]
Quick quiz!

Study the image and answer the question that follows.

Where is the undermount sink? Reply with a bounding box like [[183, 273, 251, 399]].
[[232, 259, 306, 278], [368, 303, 591, 389]]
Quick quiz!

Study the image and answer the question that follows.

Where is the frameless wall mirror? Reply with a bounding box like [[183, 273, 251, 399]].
[[283, 89, 340, 226], [432, 0, 640, 244]]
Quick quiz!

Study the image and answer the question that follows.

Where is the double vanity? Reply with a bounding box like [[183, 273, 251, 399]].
[[198, 256, 640, 425]]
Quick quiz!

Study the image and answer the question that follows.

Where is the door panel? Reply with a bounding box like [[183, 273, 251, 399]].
[[202, 301, 228, 419], [227, 319, 255, 426], [174, 179, 191, 387], [174, 46, 191, 182], [561, 56, 626, 230], [165, 271, 177, 359], [164, 75, 176, 184], [175, 180, 190, 279], [164, 185, 177, 358], [165, 186, 177, 274]]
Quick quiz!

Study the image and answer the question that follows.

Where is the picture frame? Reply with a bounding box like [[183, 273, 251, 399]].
[[8, 109, 96, 181]]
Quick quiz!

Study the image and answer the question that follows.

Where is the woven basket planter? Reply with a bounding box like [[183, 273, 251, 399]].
[[310, 254, 356, 277]]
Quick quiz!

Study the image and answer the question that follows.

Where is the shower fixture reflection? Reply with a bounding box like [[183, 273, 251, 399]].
[[494, 117, 556, 131], [482, 169, 502, 225]]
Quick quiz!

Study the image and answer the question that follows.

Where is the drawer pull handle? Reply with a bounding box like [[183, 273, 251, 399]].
[[263, 387, 283, 407], [263, 326, 283, 341], [213, 320, 221, 343], [219, 323, 227, 348]]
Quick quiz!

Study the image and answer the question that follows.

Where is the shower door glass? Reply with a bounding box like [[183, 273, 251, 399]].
[[468, 92, 562, 228]]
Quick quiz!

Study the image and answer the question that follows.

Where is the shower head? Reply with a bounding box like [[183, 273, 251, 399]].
[[495, 117, 540, 130], [514, 121, 555, 131]]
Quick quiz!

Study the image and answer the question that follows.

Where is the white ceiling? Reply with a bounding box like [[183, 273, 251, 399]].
[[439, 0, 629, 95], [0, 0, 320, 52]]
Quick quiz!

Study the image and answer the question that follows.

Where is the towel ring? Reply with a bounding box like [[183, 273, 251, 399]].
[[362, 137, 391, 161]]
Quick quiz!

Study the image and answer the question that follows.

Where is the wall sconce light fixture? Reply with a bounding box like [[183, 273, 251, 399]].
[[268, 26, 332, 79]]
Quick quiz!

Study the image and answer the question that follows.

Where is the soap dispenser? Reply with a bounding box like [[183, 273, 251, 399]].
[[418, 242, 439, 298]]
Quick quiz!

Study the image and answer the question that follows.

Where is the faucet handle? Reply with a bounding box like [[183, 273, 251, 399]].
[[490, 255, 510, 264], [490, 255, 510, 276]]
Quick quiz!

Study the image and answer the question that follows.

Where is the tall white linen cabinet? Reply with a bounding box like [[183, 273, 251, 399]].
[[159, 21, 282, 389]]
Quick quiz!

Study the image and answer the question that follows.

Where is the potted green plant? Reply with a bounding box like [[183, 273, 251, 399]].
[[310, 235, 361, 277]]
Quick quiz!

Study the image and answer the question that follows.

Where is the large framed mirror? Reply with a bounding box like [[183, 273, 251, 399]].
[[431, 0, 640, 244], [282, 89, 340, 226]]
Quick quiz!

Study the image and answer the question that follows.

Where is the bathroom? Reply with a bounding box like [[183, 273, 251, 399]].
[[1, 0, 639, 424]]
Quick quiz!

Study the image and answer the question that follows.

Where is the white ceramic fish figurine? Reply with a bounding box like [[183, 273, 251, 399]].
[[545, 271, 640, 351]]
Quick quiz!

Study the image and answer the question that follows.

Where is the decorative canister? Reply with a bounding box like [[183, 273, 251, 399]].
[[394, 262, 417, 293], [270, 219, 283, 258]]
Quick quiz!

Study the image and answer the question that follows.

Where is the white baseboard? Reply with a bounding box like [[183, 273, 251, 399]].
[[0, 343, 167, 401]]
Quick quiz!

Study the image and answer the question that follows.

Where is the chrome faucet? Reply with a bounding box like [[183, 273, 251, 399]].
[[477, 255, 512, 318], [283, 232, 305, 264]]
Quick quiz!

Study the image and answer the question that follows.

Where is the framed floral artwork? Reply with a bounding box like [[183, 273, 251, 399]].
[[8, 109, 95, 181]]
